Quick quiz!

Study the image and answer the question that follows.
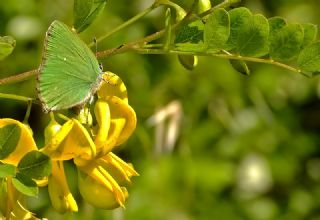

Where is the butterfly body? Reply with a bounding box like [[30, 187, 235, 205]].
[[37, 20, 102, 112]]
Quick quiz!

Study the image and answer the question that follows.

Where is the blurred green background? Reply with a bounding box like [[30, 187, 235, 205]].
[[1, 0, 320, 219]]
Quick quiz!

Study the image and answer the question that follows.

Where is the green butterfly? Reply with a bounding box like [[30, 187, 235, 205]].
[[37, 20, 102, 112]]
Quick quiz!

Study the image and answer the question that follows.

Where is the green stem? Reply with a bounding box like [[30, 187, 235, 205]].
[[0, 69, 38, 86], [57, 113, 70, 122], [88, 3, 157, 48], [0, 0, 238, 85], [135, 48, 305, 75], [0, 93, 34, 102], [23, 100, 32, 123]]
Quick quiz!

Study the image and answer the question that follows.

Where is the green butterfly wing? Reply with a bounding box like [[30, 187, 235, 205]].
[[38, 20, 101, 112]]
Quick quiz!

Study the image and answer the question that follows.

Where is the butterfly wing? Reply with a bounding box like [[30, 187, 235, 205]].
[[38, 20, 101, 112]]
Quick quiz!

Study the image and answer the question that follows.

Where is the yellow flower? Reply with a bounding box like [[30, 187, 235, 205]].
[[41, 72, 138, 211], [77, 152, 139, 209], [94, 72, 137, 154], [41, 118, 96, 161]]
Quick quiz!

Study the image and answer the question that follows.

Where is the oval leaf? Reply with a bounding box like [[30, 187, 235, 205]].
[[12, 173, 38, 197], [0, 124, 21, 160], [18, 151, 52, 180], [73, 0, 107, 33], [204, 8, 230, 52], [175, 17, 204, 44], [175, 19, 205, 52], [269, 23, 304, 61], [0, 36, 16, 60], [298, 41, 320, 73], [225, 7, 252, 50], [74, 0, 93, 27], [301, 23, 318, 48], [236, 14, 269, 57], [268, 16, 287, 42], [0, 164, 16, 178]]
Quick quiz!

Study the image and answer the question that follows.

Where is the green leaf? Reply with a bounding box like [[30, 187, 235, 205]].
[[175, 19, 204, 43], [236, 14, 269, 57], [204, 8, 230, 52], [18, 151, 51, 180], [0, 36, 16, 60], [175, 19, 205, 52], [73, 0, 107, 33], [225, 7, 252, 51], [12, 173, 38, 197], [269, 24, 304, 61], [301, 23, 318, 48], [229, 60, 250, 75], [298, 41, 320, 73], [0, 164, 16, 178], [0, 124, 21, 160], [74, 0, 93, 27], [268, 16, 287, 42]]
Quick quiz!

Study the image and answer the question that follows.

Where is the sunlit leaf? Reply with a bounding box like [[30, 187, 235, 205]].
[[298, 41, 320, 73], [0, 36, 16, 60], [175, 19, 205, 52], [301, 23, 318, 48], [236, 14, 269, 57], [12, 173, 38, 197], [0, 124, 21, 160], [204, 8, 230, 52], [269, 24, 304, 61], [73, 0, 107, 33], [225, 7, 252, 51], [268, 16, 286, 42], [0, 164, 16, 178], [18, 151, 52, 180]]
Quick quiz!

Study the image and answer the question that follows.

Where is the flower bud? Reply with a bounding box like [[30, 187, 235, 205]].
[[44, 115, 61, 145], [197, 0, 212, 14], [78, 168, 127, 209]]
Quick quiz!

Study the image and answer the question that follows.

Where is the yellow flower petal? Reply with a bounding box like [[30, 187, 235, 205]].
[[10, 200, 40, 220], [98, 72, 128, 104], [78, 160, 126, 208], [42, 119, 96, 161], [108, 96, 137, 146], [98, 153, 139, 186], [94, 72, 137, 154], [0, 118, 37, 166], [94, 99, 111, 155], [48, 161, 78, 214]]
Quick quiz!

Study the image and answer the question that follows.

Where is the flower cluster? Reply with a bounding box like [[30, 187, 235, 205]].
[[0, 72, 138, 218]]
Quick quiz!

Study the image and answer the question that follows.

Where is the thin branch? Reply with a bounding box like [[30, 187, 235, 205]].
[[97, 0, 234, 58], [134, 48, 306, 76], [0, 93, 34, 102], [0, 69, 38, 86], [0, 0, 242, 86], [88, 3, 157, 48]]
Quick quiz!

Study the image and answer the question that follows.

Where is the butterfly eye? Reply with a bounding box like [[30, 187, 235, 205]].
[[99, 63, 103, 71]]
